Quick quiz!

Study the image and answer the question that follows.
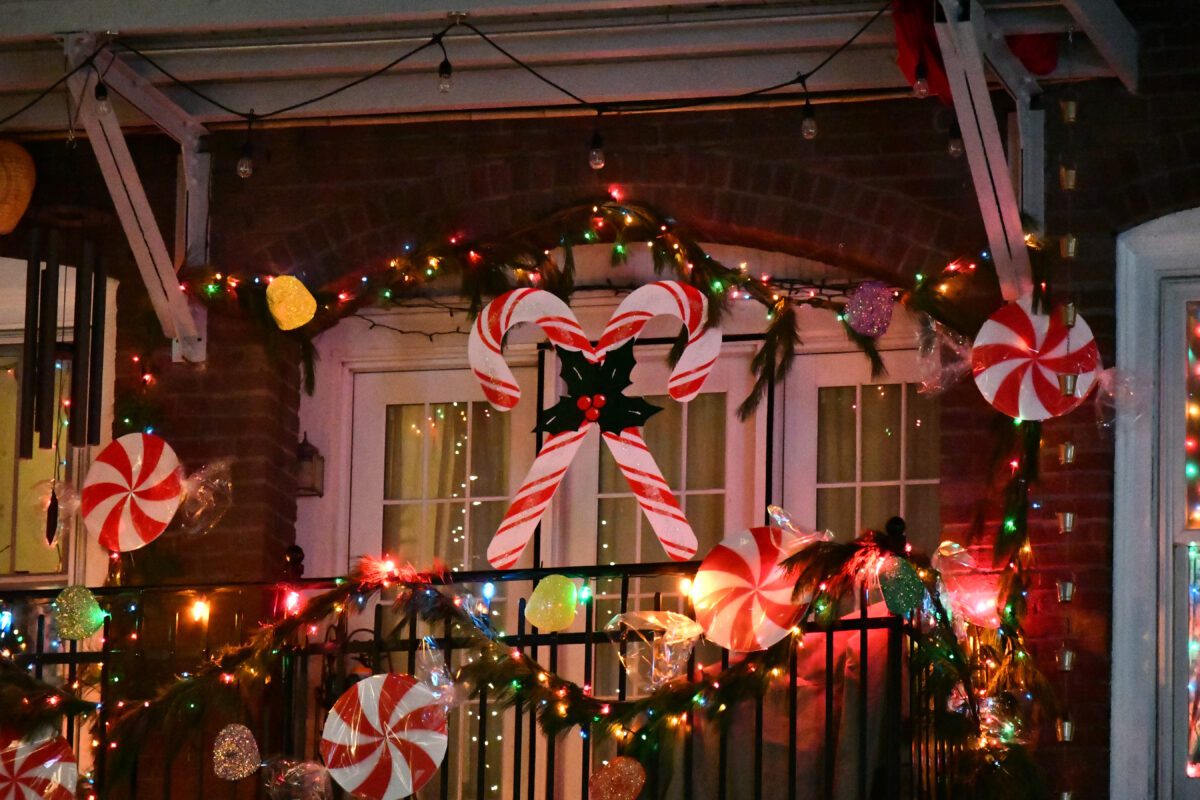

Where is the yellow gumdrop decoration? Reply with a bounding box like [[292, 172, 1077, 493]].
[[266, 275, 317, 331], [525, 575, 579, 632]]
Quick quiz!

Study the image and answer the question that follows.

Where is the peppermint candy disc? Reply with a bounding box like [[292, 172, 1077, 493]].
[[0, 732, 77, 800], [971, 297, 1101, 420], [320, 673, 447, 800], [690, 526, 801, 652], [81, 433, 184, 552]]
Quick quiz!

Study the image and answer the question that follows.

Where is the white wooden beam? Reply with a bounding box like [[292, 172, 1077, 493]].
[[1059, 0, 1138, 92], [935, 1, 1033, 301], [65, 34, 206, 362]]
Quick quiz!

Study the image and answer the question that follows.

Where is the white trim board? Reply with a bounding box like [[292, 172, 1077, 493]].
[[1112, 206, 1200, 799]]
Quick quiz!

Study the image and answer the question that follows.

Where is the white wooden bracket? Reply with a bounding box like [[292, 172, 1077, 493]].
[[65, 32, 209, 362], [1059, 0, 1138, 93], [935, 0, 1034, 301]]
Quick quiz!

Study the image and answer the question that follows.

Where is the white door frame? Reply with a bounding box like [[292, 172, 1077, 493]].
[[1112, 206, 1200, 799]]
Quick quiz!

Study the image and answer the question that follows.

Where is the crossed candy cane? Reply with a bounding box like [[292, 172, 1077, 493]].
[[469, 281, 722, 569]]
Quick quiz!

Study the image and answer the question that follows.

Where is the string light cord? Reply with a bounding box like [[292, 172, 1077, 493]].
[[0, 3, 891, 129], [0, 42, 108, 128], [114, 24, 453, 121]]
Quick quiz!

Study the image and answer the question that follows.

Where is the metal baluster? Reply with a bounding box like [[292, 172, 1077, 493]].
[[581, 582, 593, 800], [824, 629, 835, 800], [788, 631, 798, 800], [684, 587, 697, 799], [859, 589, 869, 800], [512, 599, 525, 800], [442, 616, 453, 800], [96, 616, 111, 795], [34, 614, 44, 680], [546, 641, 559, 800], [477, 684, 489, 800], [407, 612, 418, 674], [718, 646, 729, 800], [886, 619, 902, 800]]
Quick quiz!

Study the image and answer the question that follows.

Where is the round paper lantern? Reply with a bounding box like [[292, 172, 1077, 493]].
[[524, 575, 578, 632], [320, 673, 447, 800], [588, 756, 646, 800], [971, 297, 1100, 420], [266, 276, 317, 331], [213, 723, 261, 780], [0, 731, 76, 800], [0, 141, 35, 236], [81, 433, 184, 552], [53, 584, 107, 640], [690, 526, 801, 652]]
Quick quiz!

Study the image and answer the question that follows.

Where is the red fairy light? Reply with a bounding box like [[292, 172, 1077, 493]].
[[337, 291, 350, 302], [284, 590, 302, 615], [608, 184, 624, 202]]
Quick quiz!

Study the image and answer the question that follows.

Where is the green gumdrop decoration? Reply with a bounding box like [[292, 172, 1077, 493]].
[[53, 585, 107, 640], [525, 575, 579, 632], [879, 557, 925, 615]]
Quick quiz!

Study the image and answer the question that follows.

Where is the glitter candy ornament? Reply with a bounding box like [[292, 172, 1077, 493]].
[[53, 585, 107, 640], [213, 723, 261, 781], [845, 281, 894, 338], [588, 756, 646, 800], [524, 575, 579, 632], [266, 275, 317, 331], [879, 555, 925, 614]]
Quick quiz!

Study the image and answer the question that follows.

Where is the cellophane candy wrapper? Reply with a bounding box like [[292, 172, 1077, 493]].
[[416, 636, 463, 714], [931, 541, 1002, 630], [767, 505, 835, 555], [30, 479, 80, 543], [916, 315, 972, 396], [1093, 367, 1147, 431], [261, 758, 331, 800], [604, 610, 703, 690], [175, 458, 234, 536], [0, 729, 77, 799]]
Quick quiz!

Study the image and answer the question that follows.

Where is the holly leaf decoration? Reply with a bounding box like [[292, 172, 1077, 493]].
[[537, 341, 662, 435]]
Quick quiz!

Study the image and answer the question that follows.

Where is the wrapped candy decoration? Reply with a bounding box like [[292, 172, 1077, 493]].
[[30, 480, 80, 548], [767, 505, 836, 556], [213, 723, 261, 780], [53, 585, 107, 640], [261, 759, 331, 800], [524, 575, 579, 632], [931, 542, 1002, 629], [0, 731, 76, 799], [589, 756, 646, 800], [175, 459, 234, 536], [1093, 367, 1147, 431], [604, 610, 703, 690]]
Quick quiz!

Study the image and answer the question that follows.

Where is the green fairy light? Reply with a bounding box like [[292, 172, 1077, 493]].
[[1187, 462, 1198, 480], [1003, 518, 1017, 533]]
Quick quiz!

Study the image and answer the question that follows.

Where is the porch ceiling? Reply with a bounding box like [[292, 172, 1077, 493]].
[[0, 0, 1135, 133]]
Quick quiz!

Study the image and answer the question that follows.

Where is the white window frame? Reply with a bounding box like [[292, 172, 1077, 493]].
[[1112, 206, 1200, 800]]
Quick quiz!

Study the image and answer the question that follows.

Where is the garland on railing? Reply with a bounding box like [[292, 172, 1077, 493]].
[[1, 530, 1049, 797]]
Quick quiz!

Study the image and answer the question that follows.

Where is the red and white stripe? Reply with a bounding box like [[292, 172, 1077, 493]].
[[469, 289, 596, 410], [596, 281, 722, 402], [487, 428, 589, 570], [0, 733, 76, 800], [971, 297, 1100, 421], [601, 429, 697, 561], [81, 433, 184, 552], [321, 673, 447, 800]]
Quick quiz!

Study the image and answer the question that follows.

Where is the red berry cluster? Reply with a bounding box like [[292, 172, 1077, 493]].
[[575, 393, 608, 422]]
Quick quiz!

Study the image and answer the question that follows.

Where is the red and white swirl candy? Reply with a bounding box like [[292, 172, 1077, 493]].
[[472, 282, 721, 569], [690, 526, 802, 652], [0, 732, 77, 800], [971, 297, 1100, 420], [81, 433, 184, 552], [321, 673, 447, 800]]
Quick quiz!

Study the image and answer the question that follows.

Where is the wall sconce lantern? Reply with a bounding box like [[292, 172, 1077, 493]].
[[296, 433, 324, 497]]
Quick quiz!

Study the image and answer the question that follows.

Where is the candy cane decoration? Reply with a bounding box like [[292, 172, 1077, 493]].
[[472, 282, 721, 569]]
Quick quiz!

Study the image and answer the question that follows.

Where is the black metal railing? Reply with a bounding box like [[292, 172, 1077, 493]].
[[1, 564, 923, 800]]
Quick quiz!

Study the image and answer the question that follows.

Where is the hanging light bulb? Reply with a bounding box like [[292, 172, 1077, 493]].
[[93, 80, 112, 116], [913, 61, 930, 99], [800, 99, 818, 141], [947, 122, 965, 158], [588, 128, 605, 170], [236, 141, 254, 179], [438, 58, 453, 93]]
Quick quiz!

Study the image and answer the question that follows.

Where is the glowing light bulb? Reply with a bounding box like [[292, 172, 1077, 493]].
[[190, 598, 210, 623], [236, 142, 254, 179], [93, 81, 112, 116], [588, 129, 605, 170], [801, 103, 818, 141]]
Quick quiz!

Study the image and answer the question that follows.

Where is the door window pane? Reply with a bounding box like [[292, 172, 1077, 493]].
[[861, 384, 901, 481], [817, 387, 856, 483]]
